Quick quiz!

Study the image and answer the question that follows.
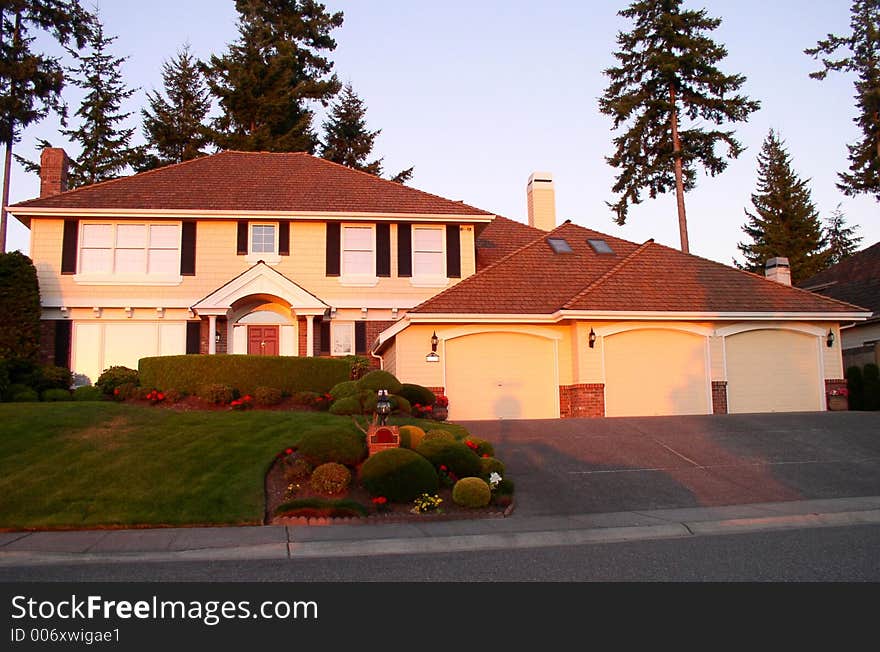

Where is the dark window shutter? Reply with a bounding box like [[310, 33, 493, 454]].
[[236, 220, 248, 255], [54, 321, 72, 368], [397, 223, 412, 277], [186, 322, 201, 354], [279, 221, 290, 256], [355, 321, 367, 354], [325, 223, 340, 276], [180, 221, 196, 275], [61, 219, 78, 274], [320, 321, 331, 354], [446, 224, 461, 278], [376, 223, 390, 277]]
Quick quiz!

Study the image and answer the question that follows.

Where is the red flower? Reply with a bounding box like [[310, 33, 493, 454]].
[[157, 392, 165, 401], [465, 440, 478, 450], [372, 496, 388, 505], [482, 454, 490, 458], [231, 400, 241, 406], [113, 388, 119, 396], [285, 448, 293, 455], [243, 395, 252, 402], [424, 405, 433, 411], [439, 465, 447, 471]]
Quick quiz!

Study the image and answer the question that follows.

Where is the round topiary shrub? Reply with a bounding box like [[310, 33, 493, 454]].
[[41, 388, 71, 402], [297, 426, 366, 467], [480, 456, 505, 478], [399, 425, 426, 450], [199, 383, 234, 404], [360, 448, 439, 502], [11, 387, 38, 402], [391, 395, 411, 414], [415, 439, 482, 478], [95, 366, 139, 395], [452, 477, 491, 508], [72, 385, 103, 401], [309, 462, 352, 496], [464, 436, 495, 457], [357, 369, 403, 395], [398, 383, 437, 407], [424, 429, 455, 442], [254, 386, 283, 406], [329, 380, 359, 401], [329, 395, 362, 415]]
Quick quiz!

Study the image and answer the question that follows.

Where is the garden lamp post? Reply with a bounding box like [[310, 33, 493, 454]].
[[376, 389, 392, 426]]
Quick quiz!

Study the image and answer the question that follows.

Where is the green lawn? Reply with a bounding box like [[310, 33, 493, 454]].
[[0, 402, 459, 530]]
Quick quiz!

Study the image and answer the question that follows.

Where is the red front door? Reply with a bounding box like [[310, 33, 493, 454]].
[[248, 326, 279, 356]]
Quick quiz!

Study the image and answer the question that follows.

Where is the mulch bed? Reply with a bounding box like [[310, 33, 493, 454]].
[[264, 455, 513, 526]]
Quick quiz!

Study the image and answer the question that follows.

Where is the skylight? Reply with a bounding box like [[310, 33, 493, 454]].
[[547, 237, 573, 254], [587, 239, 614, 254]]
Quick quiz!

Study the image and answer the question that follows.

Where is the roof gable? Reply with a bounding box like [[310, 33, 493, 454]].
[[798, 241, 880, 316]]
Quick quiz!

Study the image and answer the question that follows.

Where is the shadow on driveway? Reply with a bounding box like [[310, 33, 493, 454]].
[[460, 412, 880, 517]]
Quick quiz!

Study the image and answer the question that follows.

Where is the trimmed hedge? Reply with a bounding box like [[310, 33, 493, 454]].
[[399, 425, 426, 450], [41, 388, 71, 402], [480, 457, 505, 478], [452, 477, 491, 508], [297, 426, 366, 467], [139, 355, 350, 395], [415, 439, 483, 479], [72, 385, 104, 401], [398, 383, 436, 407], [357, 369, 403, 394], [360, 448, 439, 502]]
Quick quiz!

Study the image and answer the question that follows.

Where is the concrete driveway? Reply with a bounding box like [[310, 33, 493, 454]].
[[461, 412, 880, 517]]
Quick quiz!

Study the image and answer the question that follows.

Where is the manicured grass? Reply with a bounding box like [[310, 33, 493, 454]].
[[0, 402, 464, 530]]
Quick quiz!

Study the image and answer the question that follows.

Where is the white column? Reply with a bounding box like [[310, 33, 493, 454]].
[[306, 316, 314, 357], [208, 315, 217, 355]]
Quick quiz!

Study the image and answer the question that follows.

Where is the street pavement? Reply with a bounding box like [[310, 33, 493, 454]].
[[1, 412, 879, 568]]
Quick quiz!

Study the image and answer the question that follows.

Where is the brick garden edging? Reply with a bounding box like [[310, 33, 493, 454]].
[[272, 499, 515, 527]]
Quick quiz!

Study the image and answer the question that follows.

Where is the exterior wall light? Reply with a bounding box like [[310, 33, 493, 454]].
[[426, 331, 440, 362], [589, 327, 597, 349], [215, 330, 222, 344], [826, 329, 834, 348]]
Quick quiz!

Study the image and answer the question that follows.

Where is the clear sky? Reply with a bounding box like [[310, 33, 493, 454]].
[[4, 0, 877, 267]]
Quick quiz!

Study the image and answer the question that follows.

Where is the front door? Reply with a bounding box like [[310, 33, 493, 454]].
[[248, 325, 279, 356]]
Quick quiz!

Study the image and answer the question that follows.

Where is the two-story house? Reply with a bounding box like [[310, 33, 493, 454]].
[[8, 148, 870, 420]]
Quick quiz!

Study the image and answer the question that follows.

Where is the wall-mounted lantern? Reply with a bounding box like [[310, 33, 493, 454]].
[[426, 331, 440, 362], [588, 327, 597, 349]]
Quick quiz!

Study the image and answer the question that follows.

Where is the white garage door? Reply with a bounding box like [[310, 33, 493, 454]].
[[726, 329, 822, 413], [604, 329, 710, 417], [445, 332, 559, 420]]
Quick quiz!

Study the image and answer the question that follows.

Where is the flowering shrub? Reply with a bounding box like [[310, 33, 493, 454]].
[[435, 395, 449, 408], [144, 389, 166, 405], [437, 464, 458, 488], [371, 496, 390, 513], [411, 493, 443, 514], [412, 402, 434, 419], [230, 394, 253, 410], [828, 387, 849, 397]]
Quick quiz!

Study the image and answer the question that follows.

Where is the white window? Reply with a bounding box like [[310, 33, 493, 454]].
[[78, 222, 181, 280], [330, 322, 355, 356], [341, 224, 375, 282], [250, 223, 277, 254], [412, 226, 445, 280]]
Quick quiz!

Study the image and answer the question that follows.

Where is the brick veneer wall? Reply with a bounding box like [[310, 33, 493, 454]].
[[825, 378, 847, 410], [559, 383, 605, 418], [39, 321, 56, 366], [199, 318, 228, 354], [365, 320, 395, 369], [711, 381, 728, 415], [298, 317, 308, 357]]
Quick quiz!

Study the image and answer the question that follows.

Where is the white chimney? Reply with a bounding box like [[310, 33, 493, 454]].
[[527, 172, 556, 231], [765, 257, 791, 285]]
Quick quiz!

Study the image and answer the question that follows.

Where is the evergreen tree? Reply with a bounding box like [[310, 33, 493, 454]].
[[0, 0, 91, 251], [61, 14, 144, 187], [805, 0, 880, 201], [204, 0, 344, 153], [736, 130, 828, 284], [824, 204, 863, 265], [320, 83, 414, 183], [139, 44, 212, 170], [599, 0, 760, 253]]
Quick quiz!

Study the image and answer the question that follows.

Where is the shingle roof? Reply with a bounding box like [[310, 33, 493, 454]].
[[12, 151, 494, 217], [474, 215, 542, 270], [414, 222, 865, 315], [798, 242, 880, 319]]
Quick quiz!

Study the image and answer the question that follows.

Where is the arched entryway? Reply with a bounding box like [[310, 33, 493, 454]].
[[230, 295, 296, 356]]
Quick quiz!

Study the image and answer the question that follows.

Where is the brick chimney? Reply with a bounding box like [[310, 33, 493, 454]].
[[40, 148, 69, 198], [527, 172, 556, 231], [765, 257, 791, 285]]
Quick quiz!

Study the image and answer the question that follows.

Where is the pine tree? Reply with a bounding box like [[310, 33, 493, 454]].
[[805, 0, 880, 201], [824, 205, 863, 265], [736, 130, 829, 284], [140, 44, 212, 171], [0, 0, 91, 251], [320, 83, 414, 183], [61, 14, 144, 187], [599, 0, 760, 253], [204, 0, 344, 153]]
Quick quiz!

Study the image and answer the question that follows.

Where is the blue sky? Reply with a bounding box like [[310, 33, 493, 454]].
[[5, 0, 876, 267]]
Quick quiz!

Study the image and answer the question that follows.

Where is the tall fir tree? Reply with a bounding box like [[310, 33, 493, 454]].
[[320, 83, 413, 183], [140, 44, 212, 171], [599, 0, 760, 253], [204, 0, 344, 153], [0, 0, 91, 251], [736, 130, 828, 284], [805, 0, 880, 201], [60, 14, 144, 187], [824, 205, 863, 265]]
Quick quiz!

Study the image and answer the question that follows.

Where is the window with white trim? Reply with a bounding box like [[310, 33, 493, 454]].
[[330, 322, 355, 356], [250, 223, 277, 254], [341, 225, 375, 277], [412, 226, 445, 279], [79, 223, 180, 276]]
